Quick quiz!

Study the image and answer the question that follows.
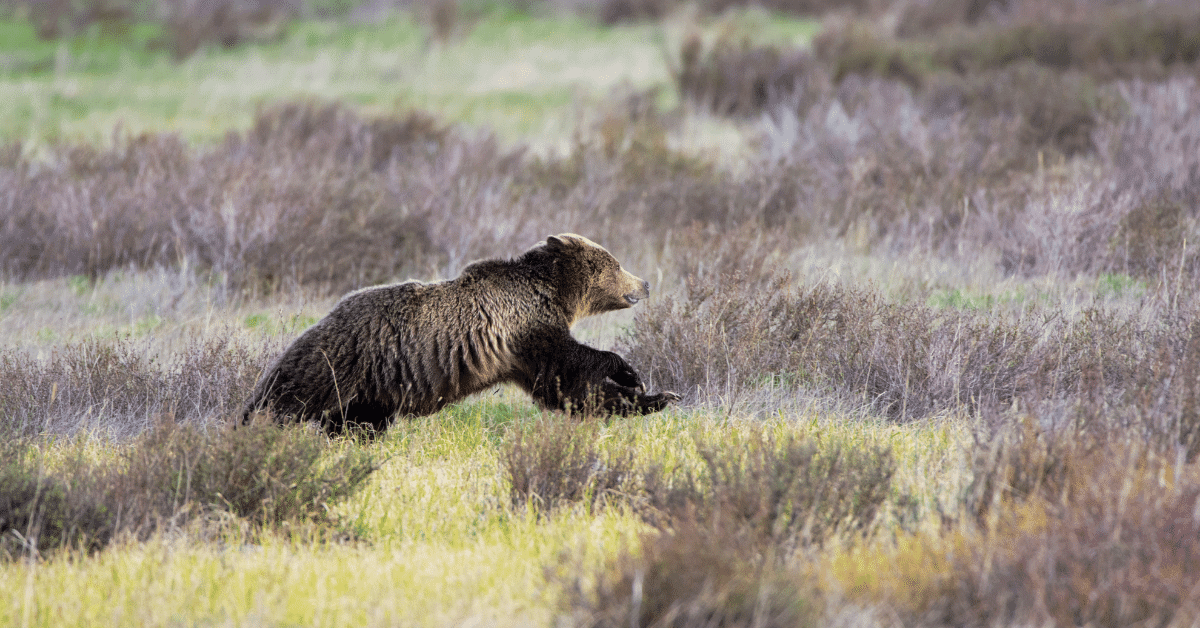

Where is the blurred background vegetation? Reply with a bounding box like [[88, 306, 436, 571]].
[[3, 0, 1200, 626]]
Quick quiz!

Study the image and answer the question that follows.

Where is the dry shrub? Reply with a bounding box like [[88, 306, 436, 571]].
[[0, 419, 377, 559], [623, 274, 1026, 419], [120, 417, 376, 527], [597, 0, 878, 24], [962, 415, 1088, 528], [926, 414, 1200, 627], [813, 21, 931, 88], [925, 64, 1121, 159], [818, 2, 1200, 84], [557, 426, 887, 627], [622, 272, 1200, 422], [153, 0, 298, 59], [754, 69, 1200, 282], [501, 418, 634, 512], [0, 101, 477, 294], [642, 428, 895, 551], [0, 439, 116, 557], [893, 0, 1009, 37], [674, 32, 823, 117], [751, 69, 1115, 254], [519, 94, 790, 235], [561, 525, 813, 628], [0, 335, 268, 438], [595, 0, 676, 24], [14, 0, 136, 39], [10, 0, 298, 58]]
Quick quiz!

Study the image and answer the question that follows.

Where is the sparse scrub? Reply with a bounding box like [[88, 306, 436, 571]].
[[0, 102, 467, 293], [920, 414, 1200, 627], [642, 427, 895, 550], [153, 0, 299, 59], [557, 426, 888, 627], [623, 271, 1200, 423], [7, 3, 1200, 624], [0, 420, 376, 559], [561, 524, 813, 628], [0, 335, 268, 438], [501, 418, 635, 512], [8, 0, 298, 57], [673, 32, 822, 116], [817, 3, 1200, 84], [596, 0, 878, 25]]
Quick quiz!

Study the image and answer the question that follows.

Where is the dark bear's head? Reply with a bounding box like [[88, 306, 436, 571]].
[[537, 234, 650, 323]]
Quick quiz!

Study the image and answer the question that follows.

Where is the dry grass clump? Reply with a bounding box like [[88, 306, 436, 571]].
[[0, 335, 268, 438], [0, 419, 377, 559], [501, 418, 635, 512]]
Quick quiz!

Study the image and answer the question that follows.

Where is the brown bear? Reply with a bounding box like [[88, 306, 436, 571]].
[[243, 234, 679, 432]]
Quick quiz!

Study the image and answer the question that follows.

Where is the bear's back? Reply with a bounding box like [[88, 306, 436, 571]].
[[326, 271, 554, 409]]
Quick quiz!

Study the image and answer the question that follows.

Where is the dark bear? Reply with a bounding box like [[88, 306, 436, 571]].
[[243, 234, 679, 432]]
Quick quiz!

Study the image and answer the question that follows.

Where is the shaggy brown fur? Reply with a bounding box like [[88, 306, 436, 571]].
[[243, 234, 679, 432]]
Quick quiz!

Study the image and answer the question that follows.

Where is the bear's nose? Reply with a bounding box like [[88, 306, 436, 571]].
[[642, 279, 651, 294]]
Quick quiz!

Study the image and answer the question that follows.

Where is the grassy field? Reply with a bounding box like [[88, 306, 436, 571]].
[[3, 0, 1200, 626]]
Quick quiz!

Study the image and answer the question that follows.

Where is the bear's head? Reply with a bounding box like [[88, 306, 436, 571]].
[[539, 234, 650, 324]]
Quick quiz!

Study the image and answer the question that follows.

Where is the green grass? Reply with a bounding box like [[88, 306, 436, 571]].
[[0, 395, 967, 626], [0, 12, 665, 150], [0, 6, 823, 151]]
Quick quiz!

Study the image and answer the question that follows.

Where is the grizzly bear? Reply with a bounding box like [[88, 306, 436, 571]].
[[243, 234, 679, 432]]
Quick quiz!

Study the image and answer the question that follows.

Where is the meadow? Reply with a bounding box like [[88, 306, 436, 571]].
[[2, 0, 1200, 625]]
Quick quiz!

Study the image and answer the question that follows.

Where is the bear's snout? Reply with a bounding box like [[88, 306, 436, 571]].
[[625, 278, 650, 305]]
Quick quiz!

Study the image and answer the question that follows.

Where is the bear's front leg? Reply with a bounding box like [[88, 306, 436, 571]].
[[593, 381, 682, 416], [523, 338, 678, 416]]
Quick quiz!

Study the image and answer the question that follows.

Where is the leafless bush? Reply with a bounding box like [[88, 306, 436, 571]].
[[559, 524, 813, 628], [642, 427, 895, 550], [596, 0, 879, 24], [121, 416, 377, 527], [557, 425, 886, 628], [5, 0, 299, 57], [893, 0, 1010, 37], [153, 0, 299, 59], [0, 335, 269, 438], [927, 416, 1200, 627], [10, 0, 136, 39], [673, 33, 824, 117], [818, 2, 1200, 84], [0, 102, 481, 294], [501, 418, 635, 512], [622, 271, 1199, 421], [557, 426, 887, 627], [0, 439, 116, 557], [0, 419, 377, 559]]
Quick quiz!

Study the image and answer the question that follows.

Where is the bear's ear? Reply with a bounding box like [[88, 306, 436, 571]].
[[545, 235, 568, 250]]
